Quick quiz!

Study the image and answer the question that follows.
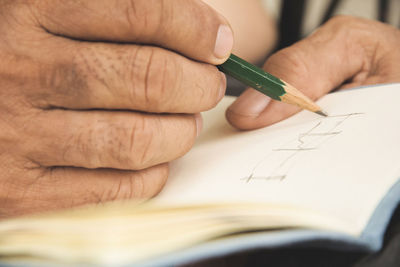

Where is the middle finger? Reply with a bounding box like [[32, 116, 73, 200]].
[[24, 109, 200, 170], [29, 38, 226, 113]]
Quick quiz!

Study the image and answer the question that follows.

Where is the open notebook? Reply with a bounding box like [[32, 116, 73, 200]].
[[0, 83, 400, 266]]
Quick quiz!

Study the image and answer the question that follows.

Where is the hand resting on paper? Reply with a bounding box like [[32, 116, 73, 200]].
[[0, 0, 233, 217], [227, 16, 400, 130]]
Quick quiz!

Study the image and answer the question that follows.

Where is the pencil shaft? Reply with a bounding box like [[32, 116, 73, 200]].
[[218, 54, 326, 116], [217, 54, 285, 101]]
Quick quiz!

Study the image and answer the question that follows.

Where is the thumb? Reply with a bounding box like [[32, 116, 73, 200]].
[[226, 16, 373, 130], [31, 0, 234, 65]]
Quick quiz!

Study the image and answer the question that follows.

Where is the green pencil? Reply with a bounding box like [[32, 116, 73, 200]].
[[218, 54, 327, 117]]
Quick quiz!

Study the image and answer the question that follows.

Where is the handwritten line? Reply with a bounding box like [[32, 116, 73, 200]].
[[242, 112, 365, 183], [241, 175, 286, 183], [298, 121, 321, 148], [272, 148, 317, 151], [326, 113, 365, 118], [299, 132, 342, 137]]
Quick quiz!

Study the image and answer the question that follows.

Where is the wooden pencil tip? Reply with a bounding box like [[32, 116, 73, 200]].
[[315, 110, 328, 117]]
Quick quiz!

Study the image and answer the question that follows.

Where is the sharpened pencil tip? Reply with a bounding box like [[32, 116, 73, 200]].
[[315, 110, 328, 117]]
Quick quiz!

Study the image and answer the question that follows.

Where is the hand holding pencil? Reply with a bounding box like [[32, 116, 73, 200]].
[[0, 0, 234, 217], [218, 54, 327, 117], [226, 17, 400, 130]]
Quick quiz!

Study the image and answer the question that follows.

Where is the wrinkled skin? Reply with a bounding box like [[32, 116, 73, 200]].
[[0, 0, 233, 218], [227, 16, 400, 130]]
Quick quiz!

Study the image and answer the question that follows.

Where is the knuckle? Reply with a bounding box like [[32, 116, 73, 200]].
[[149, 164, 169, 196], [75, 121, 130, 169], [149, 52, 182, 111], [266, 48, 321, 100], [167, 116, 197, 157], [129, 173, 145, 198], [109, 176, 133, 201], [125, 0, 139, 30], [126, 0, 169, 38], [112, 165, 169, 200], [134, 47, 180, 112], [69, 125, 98, 168], [147, 0, 170, 37], [124, 0, 158, 41], [126, 172, 146, 199], [326, 15, 370, 37], [193, 82, 211, 112], [204, 67, 224, 110], [72, 116, 157, 170], [188, 67, 222, 113], [127, 115, 156, 169], [267, 48, 310, 82], [132, 165, 169, 198]]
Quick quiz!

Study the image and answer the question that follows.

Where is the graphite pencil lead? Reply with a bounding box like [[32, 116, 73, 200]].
[[315, 110, 329, 117]]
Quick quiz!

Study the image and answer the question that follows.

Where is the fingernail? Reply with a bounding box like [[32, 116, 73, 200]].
[[228, 90, 271, 117], [214, 25, 234, 59], [195, 113, 203, 137], [219, 72, 227, 101]]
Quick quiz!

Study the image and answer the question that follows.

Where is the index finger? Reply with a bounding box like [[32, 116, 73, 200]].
[[226, 16, 384, 130], [31, 0, 233, 64]]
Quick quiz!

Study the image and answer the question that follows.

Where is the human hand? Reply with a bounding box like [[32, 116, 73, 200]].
[[203, 0, 277, 63], [0, 0, 233, 217], [226, 16, 400, 130]]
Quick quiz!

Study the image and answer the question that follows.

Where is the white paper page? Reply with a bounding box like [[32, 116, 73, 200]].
[[156, 84, 400, 234]]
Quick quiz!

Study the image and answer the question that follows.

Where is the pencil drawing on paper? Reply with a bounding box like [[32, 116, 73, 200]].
[[241, 113, 365, 183]]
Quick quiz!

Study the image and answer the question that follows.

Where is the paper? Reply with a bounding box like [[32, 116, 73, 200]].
[[156, 84, 400, 235], [1, 84, 400, 266]]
